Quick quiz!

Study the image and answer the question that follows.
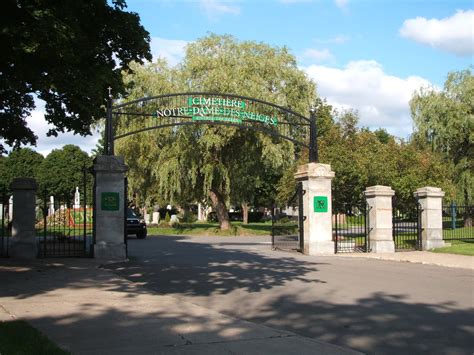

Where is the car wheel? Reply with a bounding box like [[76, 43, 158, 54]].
[[137, 231, 147, 239]]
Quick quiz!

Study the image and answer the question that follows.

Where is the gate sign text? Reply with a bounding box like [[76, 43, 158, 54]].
[[152, 96, 278, 126], [314, 196, 328, 213], [101, 192, 120, 211]]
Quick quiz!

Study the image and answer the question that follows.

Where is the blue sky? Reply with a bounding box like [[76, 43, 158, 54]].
[[26, 0, 474, 155]]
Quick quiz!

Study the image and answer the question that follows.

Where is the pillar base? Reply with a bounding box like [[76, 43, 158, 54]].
[[305, 241, 335, 255], [370, 240, 395, 253], [94, 242, 127, 261], [423, 239, 445, 250], [9, 239, 38, 259]]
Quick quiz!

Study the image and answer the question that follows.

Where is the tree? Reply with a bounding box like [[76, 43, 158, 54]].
[[0, 148, 44, 191], [117, 34, 317, 229], [0, 0, 151, 153], [410, 68, 473, 210], [318, 110, 455, 211], [37, 145, 91, 198]]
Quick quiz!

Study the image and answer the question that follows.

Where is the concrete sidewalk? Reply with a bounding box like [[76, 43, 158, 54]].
[[0, 259, 359, 355], [332, 250, 473, 270]]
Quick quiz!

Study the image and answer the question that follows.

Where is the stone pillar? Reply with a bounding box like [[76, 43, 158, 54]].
[[364, 185, 395, 253], [9, 178, 38, 258], [93, 156, 128, 260], [295, 163, 335, 255], [414, 187, 445, 250]]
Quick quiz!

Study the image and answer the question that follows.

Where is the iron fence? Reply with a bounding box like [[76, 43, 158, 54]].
[[442, 203, 473, 241], [392, 197, 422, 251], [272, 182, 304, 252], [0, 190, 11, 257], [333, 202, 370, 253], [37, 169, 94, 258]]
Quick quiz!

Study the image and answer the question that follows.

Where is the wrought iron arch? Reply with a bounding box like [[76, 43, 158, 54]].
[[105, 92, 318, 163]]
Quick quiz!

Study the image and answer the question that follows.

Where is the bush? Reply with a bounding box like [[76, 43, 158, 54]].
[[181, 211, 197, 223], [165, 212, 171, 223]]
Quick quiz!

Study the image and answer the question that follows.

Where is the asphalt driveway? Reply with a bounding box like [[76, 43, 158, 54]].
[[108, 235, 474, 355]]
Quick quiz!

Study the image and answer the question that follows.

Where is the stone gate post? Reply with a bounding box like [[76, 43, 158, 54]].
[[414, 187, 445, 250], [295, 163, 335, 255], [364, 185, 395, 253], [93, 156, 128, 260], [9, 178, 38, 258]]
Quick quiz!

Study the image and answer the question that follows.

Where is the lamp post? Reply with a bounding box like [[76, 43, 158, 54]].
[[309, 105, 318, 163]]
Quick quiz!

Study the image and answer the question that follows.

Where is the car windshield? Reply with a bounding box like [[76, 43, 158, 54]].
[[127, 209, 139, 218]]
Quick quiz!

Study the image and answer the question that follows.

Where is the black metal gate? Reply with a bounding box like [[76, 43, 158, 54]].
[[37, 168, 95, 258], [392, 197, 422, 251], [272, 182, 305, 252], [1, 190, 11, 257], [333, 202, 370, 253]]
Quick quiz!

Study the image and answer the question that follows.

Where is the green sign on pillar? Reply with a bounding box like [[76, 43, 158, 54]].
[[101, 192, 120, 211], [314, 196, 328, 213]]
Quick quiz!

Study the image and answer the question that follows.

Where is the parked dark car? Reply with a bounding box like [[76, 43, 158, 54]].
[[127, 208, 147, 239]]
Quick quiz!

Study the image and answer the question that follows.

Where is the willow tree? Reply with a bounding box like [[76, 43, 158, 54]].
[[117, 34, 317, 229], [410, 68, 473, 213]]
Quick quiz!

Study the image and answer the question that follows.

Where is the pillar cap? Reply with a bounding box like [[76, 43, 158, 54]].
[[295, 163, 335, 180], [93, 155, 128, 173], [9, 178, 38, 191], [364, 185, 395, 197], [414, 186, 445, 198]]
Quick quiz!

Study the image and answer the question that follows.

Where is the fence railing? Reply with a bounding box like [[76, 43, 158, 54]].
[[333, 203, 370, 253], [36, 193, 94, 258], [442, 203, 473, 241]]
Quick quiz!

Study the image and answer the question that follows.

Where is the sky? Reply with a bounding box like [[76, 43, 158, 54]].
[[21, 0, 474, 156]]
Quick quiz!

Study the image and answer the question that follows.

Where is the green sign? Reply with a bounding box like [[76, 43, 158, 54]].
[[152, 96, 278, 126], [101, 192, 120, 211], [314, 196, 328, 213]]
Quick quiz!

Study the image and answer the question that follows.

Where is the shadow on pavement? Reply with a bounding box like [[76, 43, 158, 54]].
[[109, 235, 474, 355]]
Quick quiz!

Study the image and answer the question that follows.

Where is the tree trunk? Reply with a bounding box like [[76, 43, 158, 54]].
[[242, 202, 249, 224], [209, 189, 230, 230]]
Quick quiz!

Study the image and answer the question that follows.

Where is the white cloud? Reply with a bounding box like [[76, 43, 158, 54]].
[[1, 98, 100, 157], [199, 0, 240, 19], [315, 35, 350, 44], [24, 107, 100, 157], [304, 60, 434, 137], [303, 48, 334, 62], [334, 0, 348, 10], [150, 37, 189, 66], [400, 10, 474, 56]]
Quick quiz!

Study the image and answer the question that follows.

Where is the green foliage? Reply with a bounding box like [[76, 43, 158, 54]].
[[0, 320, 69, 355], [37, 145, 91, 197], [319, 110, 455, 210], [0, 148, 44, 191], [165, 212, 171, 223], [117, 34, 317, 228], [0, 0, 151, 153], [410, 68, 474, 204]]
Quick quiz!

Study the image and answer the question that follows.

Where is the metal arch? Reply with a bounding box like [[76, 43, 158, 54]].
[[113, 121, 310, 148], [111, 92, 311, 123], [106, 92, 319, 162]]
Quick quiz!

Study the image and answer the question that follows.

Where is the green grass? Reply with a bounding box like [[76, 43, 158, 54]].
[[0, 320, 69, 355], [431, 240, 474, 256], [148, 221, 273, 236]]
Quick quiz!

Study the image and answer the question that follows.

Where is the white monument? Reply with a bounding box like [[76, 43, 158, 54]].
[[74, 187, 80, 209], [49, 195, 55, 215]]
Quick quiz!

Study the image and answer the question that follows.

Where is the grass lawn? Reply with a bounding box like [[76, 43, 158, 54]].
[[0, 320, 69, 355], [148, 221, 273, 236], [431, 240, 474, 256]]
